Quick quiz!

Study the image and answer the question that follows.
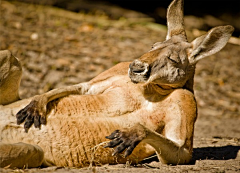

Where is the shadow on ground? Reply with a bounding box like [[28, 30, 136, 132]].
[[192, 145, 240, 162]]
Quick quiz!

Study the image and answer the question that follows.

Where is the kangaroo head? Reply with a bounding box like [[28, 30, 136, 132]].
[[129, 0, 234, 91], [0, 50, 22, 105]]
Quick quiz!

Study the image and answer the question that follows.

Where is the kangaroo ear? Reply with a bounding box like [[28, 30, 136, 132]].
[[189, 25, 234, 64], [166, 0, 187, 41]]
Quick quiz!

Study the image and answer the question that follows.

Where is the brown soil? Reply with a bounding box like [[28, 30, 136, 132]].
[[0, 1, 240, 172]]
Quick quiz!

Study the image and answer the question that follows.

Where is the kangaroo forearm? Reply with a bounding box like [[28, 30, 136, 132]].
[[43, 83, 89, 102], [143, 128, 191, 164]]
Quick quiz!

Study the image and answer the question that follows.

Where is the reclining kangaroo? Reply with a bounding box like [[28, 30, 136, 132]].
[[0, 0, 233, 168]]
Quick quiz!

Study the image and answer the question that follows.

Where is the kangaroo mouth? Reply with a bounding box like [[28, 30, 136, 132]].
[[128, 67, 151, 84]]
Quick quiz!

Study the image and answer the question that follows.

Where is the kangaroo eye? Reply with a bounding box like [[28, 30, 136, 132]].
[[151, 42, 162, 50], [168, 55, 180, 64]]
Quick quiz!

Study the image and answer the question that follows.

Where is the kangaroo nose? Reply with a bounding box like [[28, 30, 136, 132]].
[[129, 60, 149, 75]]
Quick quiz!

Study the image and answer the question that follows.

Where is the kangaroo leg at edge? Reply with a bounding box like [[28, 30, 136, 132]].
[[0, 142, 45, 168]]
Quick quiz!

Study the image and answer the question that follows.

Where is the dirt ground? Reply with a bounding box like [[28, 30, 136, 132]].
[[0, 1, 240, 172]]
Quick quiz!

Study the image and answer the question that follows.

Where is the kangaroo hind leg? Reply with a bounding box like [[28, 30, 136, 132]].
[[0, 142, 44, 168]]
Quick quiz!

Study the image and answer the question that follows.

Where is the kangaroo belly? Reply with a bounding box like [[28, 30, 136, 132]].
[[0, 95, 154, 167], [1, 115, 154, 167]]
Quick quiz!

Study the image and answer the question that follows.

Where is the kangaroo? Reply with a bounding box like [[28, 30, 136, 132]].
[[0, 0, 233, 168]]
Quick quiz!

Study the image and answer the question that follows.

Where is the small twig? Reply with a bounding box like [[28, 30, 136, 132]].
[[89, 141, 110, 168]]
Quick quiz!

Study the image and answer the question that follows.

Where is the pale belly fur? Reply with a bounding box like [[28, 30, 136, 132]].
[[0, 96, 156, 167]]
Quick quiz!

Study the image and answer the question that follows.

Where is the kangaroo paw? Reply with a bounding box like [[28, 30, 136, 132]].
[[104, 125, 146, 157], [16, 99, 47, 132]]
